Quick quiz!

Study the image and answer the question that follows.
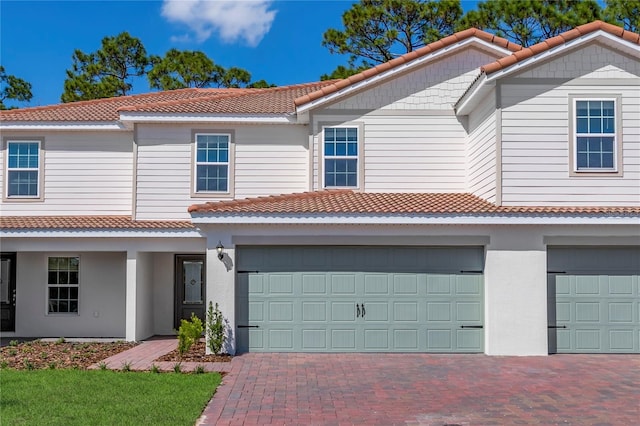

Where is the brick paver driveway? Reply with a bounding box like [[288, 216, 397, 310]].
[[198, 353, 639, 425]]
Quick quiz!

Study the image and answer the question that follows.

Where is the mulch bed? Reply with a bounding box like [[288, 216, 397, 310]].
[[155, 341, 232, 363], [0, 340, 137, 370]]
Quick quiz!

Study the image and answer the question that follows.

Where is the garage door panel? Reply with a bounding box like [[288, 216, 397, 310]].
[[548, 246, 639, 354], [238, 246, 484, 353], [426, 329, 452, 350], [302, 301, 327, 322], [457, 329, 483, 351], [302, 274, 327, 294], [364, 274, 389, 294], [302, 329, 327, 349]]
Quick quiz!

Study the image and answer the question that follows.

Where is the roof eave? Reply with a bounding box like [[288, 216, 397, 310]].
[[0, 121, 127, 131], [118, 111, 299, 124], [190, 213, 639, 226]]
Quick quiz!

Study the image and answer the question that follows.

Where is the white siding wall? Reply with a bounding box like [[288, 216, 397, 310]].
[[330, 48, 500, 110], [135, 124, 309, 220], [1, 131, 133, 215], [312, 113, 468, 192], [500, 46, 640, 206], [467, 90, 497, 202]]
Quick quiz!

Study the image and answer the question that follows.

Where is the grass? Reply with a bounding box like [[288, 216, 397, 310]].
[[0, 369, 221, 426]]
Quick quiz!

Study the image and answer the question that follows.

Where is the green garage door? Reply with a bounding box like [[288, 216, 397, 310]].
[[236, 246, 484, 353], [548, 247, 640, 353]]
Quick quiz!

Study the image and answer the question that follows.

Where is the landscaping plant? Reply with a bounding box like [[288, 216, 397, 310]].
[[177, 313, 203, 357], [206, 301, 227, 354]]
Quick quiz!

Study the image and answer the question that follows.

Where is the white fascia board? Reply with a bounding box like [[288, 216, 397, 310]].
[[119, 112, 298, 124], [0, 229, 205, 238], [0, 121, 126, 131], [456, 31, 640, 114], [191, 214, 639, 226], [296, 38, 515, 115]]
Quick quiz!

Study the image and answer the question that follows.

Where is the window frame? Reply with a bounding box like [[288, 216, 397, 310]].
[[321, 124, 363, 189], [3, 137, 45, 201], [46, 255, 80, 316], [569, 95, 622, 176], [191, 130, 235, 198]]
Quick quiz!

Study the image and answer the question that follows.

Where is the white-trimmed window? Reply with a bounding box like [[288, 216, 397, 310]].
[[574, 99, 617, 172], [6, 140, 41, 197], [194, 133, 230, 193], [47, 256, 79, 314], [324, 127, 359, 188]]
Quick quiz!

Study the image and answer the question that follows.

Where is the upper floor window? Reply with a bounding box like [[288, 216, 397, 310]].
[[195, 133, 230, 193], [324, 127, 359, 188], [6, 140, 41, 198], [574, 99, 618, 172]]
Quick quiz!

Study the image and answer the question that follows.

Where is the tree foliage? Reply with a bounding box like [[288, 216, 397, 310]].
[[322, 0, 463, 71], [603, 0, 640, 33], [62, 32, 151, 102], [0, 66, 33, 109], [461, 0, 601, 47], [148, 49, 224, 90]]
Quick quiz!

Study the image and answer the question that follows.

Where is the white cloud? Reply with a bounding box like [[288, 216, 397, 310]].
[[162, 0, 277, 47]]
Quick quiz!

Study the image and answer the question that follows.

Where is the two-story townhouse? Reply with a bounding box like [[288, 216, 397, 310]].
[[1, 21, 638, 356]]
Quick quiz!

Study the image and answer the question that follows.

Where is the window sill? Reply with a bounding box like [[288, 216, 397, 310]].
[[570, 170, 622, 177], [190, 192, 234, 199]]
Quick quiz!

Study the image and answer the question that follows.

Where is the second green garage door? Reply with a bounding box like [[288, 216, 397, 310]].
[[236, 246, 484, 353]]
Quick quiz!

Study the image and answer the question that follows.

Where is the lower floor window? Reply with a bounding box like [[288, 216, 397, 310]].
[[47, 256, 79, 313]]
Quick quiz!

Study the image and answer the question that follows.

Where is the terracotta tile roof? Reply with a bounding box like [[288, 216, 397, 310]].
[[294, 28, 521, 108], [0, 82, 338, 122], [481, 20, 640, 75], [0, 216, 195, 230], [188, 190, 640, 216], [119, 81, 339, 115]]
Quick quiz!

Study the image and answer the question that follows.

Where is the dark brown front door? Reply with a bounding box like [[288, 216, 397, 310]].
[[175, 255, 206, 329], [1, 253, 17, 332]]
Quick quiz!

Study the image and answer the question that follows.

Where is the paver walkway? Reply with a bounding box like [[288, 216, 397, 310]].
[[198, 353, 640, 425], [89, 337, 232, 373]]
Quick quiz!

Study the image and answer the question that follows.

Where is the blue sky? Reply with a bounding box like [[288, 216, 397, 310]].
[[1, 0, 479, 107]]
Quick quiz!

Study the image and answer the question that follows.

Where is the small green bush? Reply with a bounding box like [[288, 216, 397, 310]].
[[177, 313, 203, 357], [206, 302, 226, 355]]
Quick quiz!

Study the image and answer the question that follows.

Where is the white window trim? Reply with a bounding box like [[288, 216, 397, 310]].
[[322, 125, 361, 189], [46, 255, 80, 316], [3, 138, 44, 201], [570, 96, 622, 176], [191, 131, 235, 198]]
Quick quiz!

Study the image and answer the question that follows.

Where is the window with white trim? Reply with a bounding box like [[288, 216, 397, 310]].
[[47, 257, 79, 314], [574, 99, 617, 172], [6, 140, 41, 197], [324, 127, 359, 187], [195, 133, 229, 192]]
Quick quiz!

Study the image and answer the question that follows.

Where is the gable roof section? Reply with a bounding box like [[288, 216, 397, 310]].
[[293, 28, 521, 112], [456, 21, 640, 114], [0, 82, 338, 124], [188, 190, 640, 216]]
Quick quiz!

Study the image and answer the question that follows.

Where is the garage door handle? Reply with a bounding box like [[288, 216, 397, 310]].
[[356, 304, 361, 318], [460, 325, 483, 329], [237, 325, 260, 328], [548, 325, 567, 329], [361, 303, 366, 317]]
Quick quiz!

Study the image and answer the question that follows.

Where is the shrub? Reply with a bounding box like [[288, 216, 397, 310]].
[[194, 364, 205, 374], [206, 302, 226, 355], [173, 362, 182, 373], [177, 313, 204, 357], [150, 364, 160, 374]]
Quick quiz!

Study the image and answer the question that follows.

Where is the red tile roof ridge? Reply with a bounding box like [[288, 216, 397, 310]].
[[0, 87, 228, 117], [294, 28, 520, 107], [481, 20, 639, 75], [118, 80, 340, 113]]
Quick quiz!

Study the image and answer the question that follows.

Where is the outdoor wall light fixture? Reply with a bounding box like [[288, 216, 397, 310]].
[[216, 241, 225, 260]]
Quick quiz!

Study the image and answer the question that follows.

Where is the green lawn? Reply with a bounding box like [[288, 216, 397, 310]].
[[0, 369, 221, 426]]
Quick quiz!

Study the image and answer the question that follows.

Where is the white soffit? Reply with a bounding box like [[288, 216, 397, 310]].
[[118, 112, 297, 124], [0, 122, 127, 131]]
